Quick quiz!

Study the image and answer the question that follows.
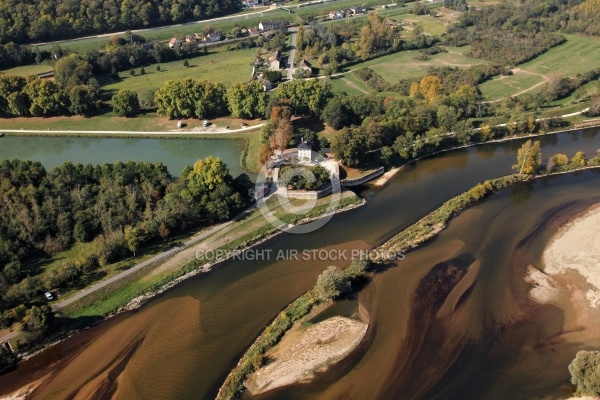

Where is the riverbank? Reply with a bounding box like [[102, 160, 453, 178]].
[[0, 191, 365, 381]]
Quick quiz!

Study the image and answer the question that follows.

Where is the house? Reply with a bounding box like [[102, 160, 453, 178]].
[[259, 20, 284, 31], [269, 49, 282, 71], [349, 6, 367, 15], [248, 183, 269, 199], [298, 140, 313, 160], [205, 32, 221, 43], [258, 77, 273, 91], [185, 35, 196, 43], [329, 10, 345, 19], [168, 37, 180, 48], [248, 27, 259, 35], [298, 58, 312, 72]]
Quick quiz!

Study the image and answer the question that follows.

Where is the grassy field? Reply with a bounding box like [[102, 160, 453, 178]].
[[478, 34, 600, 101], [478, 72, 544, 101], [0, 111, 256, 132], [329, 76, 370, 96], [395, 14, 448, 36], [0, 62, 53, 76], [519, 34, 600, 77], [345, 46, 484, 82], [100, 47, 256, 97]]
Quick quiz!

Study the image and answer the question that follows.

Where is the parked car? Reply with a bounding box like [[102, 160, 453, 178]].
[[203, 119, 209, 127], [44, 291, 54, 300]]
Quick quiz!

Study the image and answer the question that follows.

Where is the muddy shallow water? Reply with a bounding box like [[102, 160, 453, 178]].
[[1, 129, 600, 399]]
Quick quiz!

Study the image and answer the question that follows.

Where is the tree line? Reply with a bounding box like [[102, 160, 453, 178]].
[[0, 158, 252, 339], [0, 0, 240, 44]]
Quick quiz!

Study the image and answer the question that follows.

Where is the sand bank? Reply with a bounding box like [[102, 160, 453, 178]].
[[542, 205, 600, 308], [246, 316, 368, 395]]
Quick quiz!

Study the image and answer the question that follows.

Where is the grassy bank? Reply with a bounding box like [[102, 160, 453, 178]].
[[61, 191, 363, 318]]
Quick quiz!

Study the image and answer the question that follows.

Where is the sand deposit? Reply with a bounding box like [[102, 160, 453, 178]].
[[542, 205, 600, 308], [246, 316, 368, 395]]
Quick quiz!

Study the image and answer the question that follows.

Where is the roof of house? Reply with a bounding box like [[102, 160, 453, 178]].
[[299, 58, 312, 68], [269, 49, 282, 62], [169, 37, 179, 44], [298, 141, 312, 150]]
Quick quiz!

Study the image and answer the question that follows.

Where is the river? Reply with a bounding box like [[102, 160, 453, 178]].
[[0, 136, 246, 177], [0, 129, 599, 399]]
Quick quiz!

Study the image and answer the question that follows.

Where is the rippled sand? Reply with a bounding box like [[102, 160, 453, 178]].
[[542, 205, 600, 308]]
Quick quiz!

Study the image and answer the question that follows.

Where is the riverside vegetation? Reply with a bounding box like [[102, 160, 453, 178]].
[[0, 157, 253, 366]]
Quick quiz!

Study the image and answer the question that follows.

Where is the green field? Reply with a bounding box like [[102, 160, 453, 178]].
[[519, 34, 600, 76], [101, 47, 256, 97], [478, 73, 544, 101], [346, 46, 484, 82], [478, 34, 600, 101], [395, 14, 448, 36], [0, 63, 53, 76]]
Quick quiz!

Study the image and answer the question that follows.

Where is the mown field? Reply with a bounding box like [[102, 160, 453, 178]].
[[100, 47, 257, 98], [519, 34, 600, 76], [478, 34, 600, 100], [0, 62, 54, 76], [345, 46, 484, 82], [478, 72, 544, 101]]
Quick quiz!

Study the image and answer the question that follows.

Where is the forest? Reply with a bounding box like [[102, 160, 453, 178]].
[[0, 0, 241, 44], [0, 158, 252, 340]]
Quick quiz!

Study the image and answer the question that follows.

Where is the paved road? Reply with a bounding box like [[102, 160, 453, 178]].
[[287, 28, 298, 81], [0, 331, 16, 345]]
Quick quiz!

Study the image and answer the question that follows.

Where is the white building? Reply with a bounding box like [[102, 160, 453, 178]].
[[298, 140, 312, 161]]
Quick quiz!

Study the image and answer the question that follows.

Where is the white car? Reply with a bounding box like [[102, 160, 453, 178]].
[[44, 292, 54, 300], [203, 120, 209, 127]]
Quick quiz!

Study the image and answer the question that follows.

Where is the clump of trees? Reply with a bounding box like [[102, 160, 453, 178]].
[[226, 81, 268, 119], [112, 89, 140, 117], [569, 350, 600, 396], [154, 78, 228, 119], [0, 73, 101, 117], [279, 165, 329, 191], [271, 79, 331, 117], [0, 158, 251, 341], [512, 140, 542, 175]]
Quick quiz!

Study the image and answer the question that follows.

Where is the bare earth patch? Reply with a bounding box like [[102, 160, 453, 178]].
[[246, 316, 368, 395]]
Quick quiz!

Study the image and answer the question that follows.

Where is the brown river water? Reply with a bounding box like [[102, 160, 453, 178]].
[[1, 129, 600, 400]]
